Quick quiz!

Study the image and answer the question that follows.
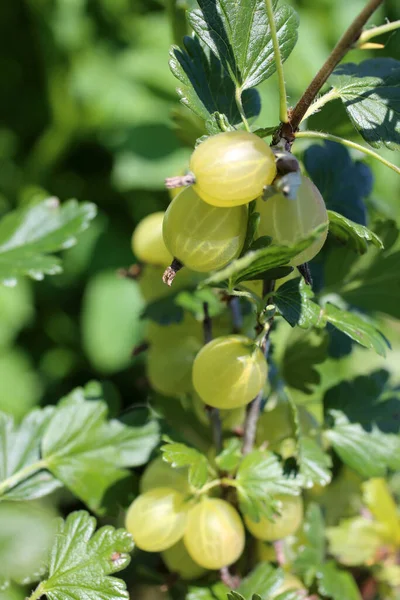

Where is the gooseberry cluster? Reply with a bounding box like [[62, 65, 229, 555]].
[[125, 457, 303, 574], [128, 129, 327, 580]]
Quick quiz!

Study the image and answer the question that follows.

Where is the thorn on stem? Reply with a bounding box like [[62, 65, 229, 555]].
[[132, 341, 150, 357], [162, 258, 183, 286], [298, 262, 313, 286], [220, 566, 241, 589], [165, 173, 195, 189]]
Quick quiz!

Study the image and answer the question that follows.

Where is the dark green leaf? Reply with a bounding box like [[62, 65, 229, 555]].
[[0, 198, 97, 286], [42, 385, 160, 513], [189, 0, 299, 90], [282, 328, 328, 394], [325, 410, 400, 478], [202, 225, 326, 288], [323, 370, 400, 435], [236, 450, 300, 521], [160, 439, 211, 489], [304, 141, 372, 224], [238, 563, 285, 600], [323, 303, 389, 357], [0, 408, 61, 501], [294, 504, 325, 587], [328, 210, 384, 254], [316, 562, 362, 600], [30, 511, 133, 600], [215, 438, 242, 473], [330, 58, 400, 150], [273, 278, 323, 329], [169, 36, 260, 128], [239, 266, 293, 285]]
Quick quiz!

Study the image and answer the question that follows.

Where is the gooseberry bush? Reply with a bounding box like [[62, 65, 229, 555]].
[[1, 1, 400, 600]]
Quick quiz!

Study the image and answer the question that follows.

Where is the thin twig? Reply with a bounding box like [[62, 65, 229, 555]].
[[295, 130, 400, 175], [242, 280, 275, 455], [358, 19, 400, 44], [203, 302, 223, 453], [281, 0, 385, 140], [229, 296, 243, 333], [202, 301, 212, 343], [220, 566, 241, 589], [264, 0, 288, 123]]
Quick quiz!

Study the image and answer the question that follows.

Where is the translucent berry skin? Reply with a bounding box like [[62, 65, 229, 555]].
[[132, 212, 172, 266], [184, 498, 245, 569], [163, 187, 247, 272], [140, 457, 189, 495], [190, 131, 277, 207], [192, 335, 267, 409], [256, 176, 328, 266], [162, 539, 206, 580], [125, 488, 188, 552], [244, 494, 303, 541]]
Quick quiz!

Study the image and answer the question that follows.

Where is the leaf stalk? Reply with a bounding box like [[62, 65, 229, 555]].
[[295, 130, 400, 175]]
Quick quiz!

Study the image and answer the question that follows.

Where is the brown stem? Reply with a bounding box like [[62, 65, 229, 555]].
[[298, 262, 313, 286], [242, 280, 275, 455], [202, 301, 223, 453], [281, 0, 384, 141], [220, 566, 241, 589]]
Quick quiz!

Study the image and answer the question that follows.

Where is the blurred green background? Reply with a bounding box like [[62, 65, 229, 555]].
[[1, 0, 399, 424]]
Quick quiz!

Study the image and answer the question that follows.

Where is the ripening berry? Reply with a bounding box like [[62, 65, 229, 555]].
[[190, 131, 277, 207], [162, 539, 206, 580], [192, 335, 267, 409], [132, 212, 172, 266], [163, 187, 247, 272], [125, 488, 188, 552], [256, 176, 328, 266], [184, 497, 245, 569], [244, 494, 303, 541]]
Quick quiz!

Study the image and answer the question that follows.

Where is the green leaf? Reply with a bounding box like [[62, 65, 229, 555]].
[[160, 439, 211, 489], [325, 410, 400, 478], [330, 58, 400, 150], [324, 370, 400, 435], [169, 36, 260, 128], [189, 0, 299, 90], [240, 206, 261, 257], [238, 563, 285, 600], [0, 409, 61, 501], [236, 450, 300, 521], [0, 198, 96, 286], [323, 303, 390, 357], [31, 511, 133, 600], [187, 582, 229, 600], [253, 126, 280, 139], [42, 385, 160, 513], [215, 438, 242, 473], [304, 141, 371, 224], [202, 225, 326, 288], [328, 210, 384, 254], [282, 328, 328, 393], [294, 504, 325, 587], [316, 562, 362, 600], [142, 293, 185, 325], [273, 278, 323, 329], [326, 516, 384, 566], [297, 436, 332, 489]]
